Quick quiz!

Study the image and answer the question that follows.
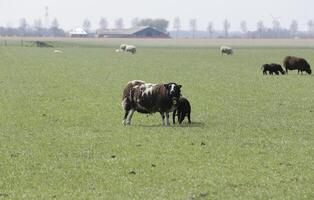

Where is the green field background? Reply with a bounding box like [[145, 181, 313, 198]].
[[0, 39, 313, 199]]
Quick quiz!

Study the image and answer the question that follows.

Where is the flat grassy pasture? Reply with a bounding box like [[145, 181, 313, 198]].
[[0, 39, 313, 199]]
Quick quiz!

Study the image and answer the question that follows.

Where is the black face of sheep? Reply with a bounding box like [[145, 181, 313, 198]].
[[277, 65, 286, 75], [173, 97, 191, 124], [164, 83, 182, 103], [308, 69, 312, 74]]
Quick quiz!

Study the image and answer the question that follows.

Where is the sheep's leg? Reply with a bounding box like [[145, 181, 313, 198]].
[[172, 109, 177, 124], [125, 109, 135, 125], [122, 98, 129, 125], [160, 112, 165, 126], [179, 112, 185, 124], [187, 112, 191, 123], [165, 112, 170, 126], [122, 110, 129, 125]]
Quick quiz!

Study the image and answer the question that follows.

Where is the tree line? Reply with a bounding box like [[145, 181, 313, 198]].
[[0, 18, 66, 37], [173, 17, 314, 39], [1, 17, 314, 38]]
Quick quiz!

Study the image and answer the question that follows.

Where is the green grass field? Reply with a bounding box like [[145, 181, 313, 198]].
[[0, 38, 313, 199]]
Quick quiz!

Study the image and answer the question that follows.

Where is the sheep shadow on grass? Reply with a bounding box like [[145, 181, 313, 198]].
[[132, 121, 205, 128]]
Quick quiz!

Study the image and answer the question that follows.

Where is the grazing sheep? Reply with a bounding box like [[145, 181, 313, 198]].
[[172, 97, 191, 124], [220, 46, 233, 55], [261, 63, 285, 75], [283, 56, 312, 75], [120, 44, 127, 52], [125, 45, 136, 54], [122, 80, 182, 126]]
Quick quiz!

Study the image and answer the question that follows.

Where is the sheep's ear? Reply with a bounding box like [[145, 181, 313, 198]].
[[178, 85, 182, 88]]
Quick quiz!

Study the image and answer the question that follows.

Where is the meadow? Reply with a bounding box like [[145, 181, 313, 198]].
[[0, 38, 313, 199]]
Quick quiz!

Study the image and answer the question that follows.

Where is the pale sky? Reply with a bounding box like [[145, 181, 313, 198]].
[[0, 0, 313, 31]]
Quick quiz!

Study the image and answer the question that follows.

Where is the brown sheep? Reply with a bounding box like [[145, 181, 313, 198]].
[[283, 56, 312, 75]]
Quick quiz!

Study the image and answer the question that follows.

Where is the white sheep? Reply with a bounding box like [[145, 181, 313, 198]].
[[125, 45, 136, 54], [53, 49, 63, 53], [220, 46, 233, 55]]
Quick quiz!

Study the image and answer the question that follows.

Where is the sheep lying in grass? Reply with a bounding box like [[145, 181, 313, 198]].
[[125, 45, 136, 54], [220, 46, 233, 55], [118, 44, 136, 54]]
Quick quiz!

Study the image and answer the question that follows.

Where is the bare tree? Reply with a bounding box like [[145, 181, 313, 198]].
[[190, 19, 197, 39], [307, 20, 314, 36], [50, 18, 60, 36], [207, 22, 214, 38], [115, 18, 124, 29], [272, 19, 280, 30], [240, 20, 247, 37], [131, 18, 139, 27], [257, 20, 265, 38], [289, 20, 298, 38], [33, 19, 43, 36], [19, 18, 28, 35], [83, 19, 91, 32], [272, 19, 281, 38], [51, 18, 59, 29], [19, 18, 28, 29], [99, 18, 108, 30], [34, 19, 43, 30], [223, 19, 230, 38], [173, 17, 181, 38]]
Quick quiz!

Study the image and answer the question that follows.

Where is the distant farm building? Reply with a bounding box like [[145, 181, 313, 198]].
[[69, 28, 88, 37], [96, 26, 170, 38]]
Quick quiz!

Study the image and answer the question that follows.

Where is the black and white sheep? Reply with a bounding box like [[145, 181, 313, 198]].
[[220, 46, 233, 55]]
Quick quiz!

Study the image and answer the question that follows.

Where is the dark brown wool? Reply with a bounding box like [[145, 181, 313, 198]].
[[283, 56, 312, 75]]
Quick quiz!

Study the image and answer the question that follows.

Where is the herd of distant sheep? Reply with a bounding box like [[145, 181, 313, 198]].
[[117, 44, 311, 75], [221, 45, 312, 75], [119, 44, 311, 126]]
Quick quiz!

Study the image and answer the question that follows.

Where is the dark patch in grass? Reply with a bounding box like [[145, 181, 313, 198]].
[[128, 170, 136, 175], [110, 155, 116, 159], [279, 162, 293, 167], [200, 192, 208, 197], [151, 164, 156, 167], [0, 193, 9, 198], [133, 121, 205, 128], [178, 121, 205, 128], [10, 153, 19, 158]]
